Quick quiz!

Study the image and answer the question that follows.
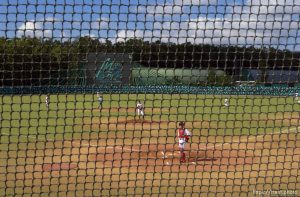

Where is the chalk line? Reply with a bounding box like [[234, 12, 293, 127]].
[[0, 132, 55, 141], [0, 131, 141, 152], [202, 126, 299, 150], [161, 151, 168, 158], [1, 126, 298, 154]]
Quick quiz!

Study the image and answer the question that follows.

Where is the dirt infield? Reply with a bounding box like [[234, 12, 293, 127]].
[[2, 120, 300, 196], [41, 143, 261, 173], [40, 130, 300, 174]]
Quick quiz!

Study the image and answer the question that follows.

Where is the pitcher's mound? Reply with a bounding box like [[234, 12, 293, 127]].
[[119, 119, 169, 124]]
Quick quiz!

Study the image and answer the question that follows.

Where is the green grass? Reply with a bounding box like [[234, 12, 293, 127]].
[[1, 94, 299, 142]]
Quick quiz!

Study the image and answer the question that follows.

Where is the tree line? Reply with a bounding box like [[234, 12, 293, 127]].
[[0, 36, 299, 86]]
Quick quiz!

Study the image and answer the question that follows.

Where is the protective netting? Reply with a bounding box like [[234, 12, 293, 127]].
[[1, 1, 300, 196]]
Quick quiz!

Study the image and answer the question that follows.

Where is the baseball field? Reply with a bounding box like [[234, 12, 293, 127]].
[[0, 94, 299, 196]]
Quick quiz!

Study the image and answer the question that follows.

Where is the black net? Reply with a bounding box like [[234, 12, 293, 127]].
[[0, 1, 300, 196]]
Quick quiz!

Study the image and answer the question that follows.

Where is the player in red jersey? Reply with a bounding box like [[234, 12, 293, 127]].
[[177, 121, 192, 163]]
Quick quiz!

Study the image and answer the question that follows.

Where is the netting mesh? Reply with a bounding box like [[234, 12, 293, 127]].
[[1, 0, 300, 196]]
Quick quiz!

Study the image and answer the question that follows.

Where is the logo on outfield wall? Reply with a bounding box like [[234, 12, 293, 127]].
[[95, 58, 122, 84]]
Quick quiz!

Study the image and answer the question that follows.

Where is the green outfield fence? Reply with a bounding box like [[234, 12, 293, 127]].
[[0, 86, 299, 96]]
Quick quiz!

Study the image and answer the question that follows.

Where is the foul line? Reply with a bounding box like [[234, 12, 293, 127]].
[[203, 126, 300, 150], [1, 126, 299, 154], [0, 132, 55, 141], [0, 132, 141, 152], [161, 151, 168, 158]]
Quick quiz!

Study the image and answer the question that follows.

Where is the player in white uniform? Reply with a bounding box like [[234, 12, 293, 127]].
[[97, 92, 103, 109], [224, 98, 229, 107], [136, 100, 145, 119], [45, 95, 49, 108], [177, 122, 192, 163], [295, 93, 299, 101]]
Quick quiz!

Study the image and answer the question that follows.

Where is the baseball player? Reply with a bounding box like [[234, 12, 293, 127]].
[[136, 100, 145, 119], [45, 94, 49, 108], [224, 98, 229, 107], [295, 93, 299, 101], [177, 121, 192, 163], [97, 92, 103, 109]]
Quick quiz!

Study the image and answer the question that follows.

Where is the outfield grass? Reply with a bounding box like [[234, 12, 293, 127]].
[[1, 94, 299, 142]]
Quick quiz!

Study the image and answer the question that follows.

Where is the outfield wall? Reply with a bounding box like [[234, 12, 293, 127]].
[[131, 67, 226, 85], [0, 86, 299, 96]]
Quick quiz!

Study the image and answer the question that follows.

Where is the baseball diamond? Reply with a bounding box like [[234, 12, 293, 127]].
[[1, 94, 299, 196], [1, 1, 300, 196]]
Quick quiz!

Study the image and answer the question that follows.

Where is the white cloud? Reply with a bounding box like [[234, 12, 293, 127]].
[[249, 0, 300, 6], [14, 1, 300, 50], [115, 30, 151, 43], [16, 16, 111, 41], [81, 33, 108, 43], [133, 0, 300, 50], [132, 0, 219, 16], [82, 33, 97, 38], [237, 0, 300, 48], [173, 0, 218, 5], [137, 4, 182, 14], [17, 20, 50, 38], [91, 17, 110, 30], [16, 17, 60, 38]]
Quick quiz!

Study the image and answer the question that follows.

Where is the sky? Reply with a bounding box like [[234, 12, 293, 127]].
[[0, 0, 300, 51]]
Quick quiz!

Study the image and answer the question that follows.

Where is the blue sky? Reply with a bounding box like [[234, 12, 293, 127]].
[[0, 0, 299, 51]]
